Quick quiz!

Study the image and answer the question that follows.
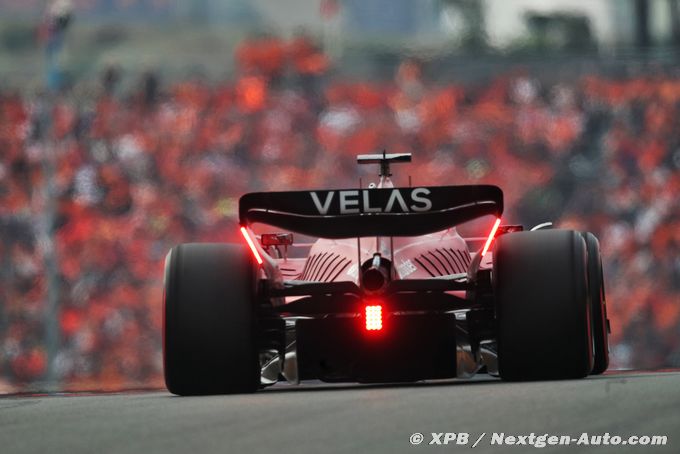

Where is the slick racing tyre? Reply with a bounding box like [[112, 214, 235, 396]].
[[495, 230, 593, 380], [582, 232, 610, 375], [164, 243, 260, 395]]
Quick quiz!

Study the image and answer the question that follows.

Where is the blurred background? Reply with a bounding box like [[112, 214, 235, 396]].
[[0, 0, 679, 393]]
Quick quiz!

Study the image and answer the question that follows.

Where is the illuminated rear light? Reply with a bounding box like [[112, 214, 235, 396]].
[[365, 305, 383, 331], [481, 217, 502, 257], [240, 226, 263, 265]]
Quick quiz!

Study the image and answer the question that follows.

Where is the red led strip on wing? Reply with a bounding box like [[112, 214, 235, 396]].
[[240, 226, 263, 265], [481, 217, 502, 257]]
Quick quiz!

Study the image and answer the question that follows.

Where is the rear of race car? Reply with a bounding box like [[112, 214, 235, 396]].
[[162, 153, 610, 395]]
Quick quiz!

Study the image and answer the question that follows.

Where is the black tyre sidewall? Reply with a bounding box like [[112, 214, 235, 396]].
[[582, 232, 609, 375]]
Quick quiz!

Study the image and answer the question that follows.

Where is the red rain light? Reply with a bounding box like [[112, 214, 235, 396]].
[[481, 217, 502, 257], [365, 305, 383, 331], [240, 226, 263, 265]]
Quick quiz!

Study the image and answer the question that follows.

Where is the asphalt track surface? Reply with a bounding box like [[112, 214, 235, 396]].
[[0, 371, 678, 454]]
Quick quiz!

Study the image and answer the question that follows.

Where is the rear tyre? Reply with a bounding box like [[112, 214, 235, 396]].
[[164, 243, 260, 395], [495, 230, 593, 380], [582, 232, 610, 375]]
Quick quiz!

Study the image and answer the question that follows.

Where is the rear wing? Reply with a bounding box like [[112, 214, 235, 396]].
[[239, 185, 503, 239]]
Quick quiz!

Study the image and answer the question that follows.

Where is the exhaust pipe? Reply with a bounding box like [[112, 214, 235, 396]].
[[362, 254, 390, 293]]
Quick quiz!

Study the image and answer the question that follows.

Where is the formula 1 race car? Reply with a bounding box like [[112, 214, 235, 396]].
[[163, 153, 611, 395]]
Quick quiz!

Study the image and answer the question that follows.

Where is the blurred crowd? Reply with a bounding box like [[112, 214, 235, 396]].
[[0, 32, 679, 391]]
